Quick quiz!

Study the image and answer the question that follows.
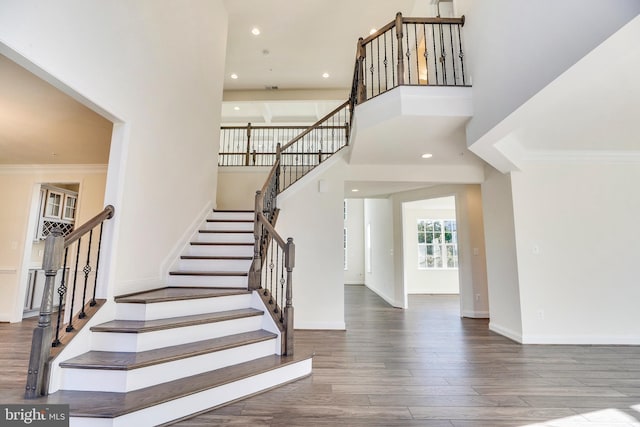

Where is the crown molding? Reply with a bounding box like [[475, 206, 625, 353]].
[[0, 164, 108, 174]]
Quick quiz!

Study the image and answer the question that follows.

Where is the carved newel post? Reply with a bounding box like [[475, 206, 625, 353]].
[[25, 228, 64, 398]]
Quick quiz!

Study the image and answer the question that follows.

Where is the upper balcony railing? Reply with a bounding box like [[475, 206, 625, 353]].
[[355, 13, 467, 103]]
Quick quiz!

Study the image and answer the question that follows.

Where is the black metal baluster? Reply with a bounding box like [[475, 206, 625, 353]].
[[376, 36, 381, 96], [383, 31, 389, 91], [405, 24, 411, 84], [457, 24, 466, 85], [431, 24, 439, 84], [269, 243, 275, 303], [79, 230, 93, 319], [52, 248, 69, 347], [274, 245, 280, 315], [368, 43, 374, 98], [391, 27, 396, 87], [449, 24, 457, 85], [414, 23, 419, 85], [90, 222, 104, 306], [66, 238, 82, 332], [279, 249, 285, 322], [439, 24, 447, 84]]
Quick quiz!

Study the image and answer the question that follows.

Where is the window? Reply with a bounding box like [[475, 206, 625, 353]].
[[417, 219, 458, 269], [44, 190, 63, 218], [63, 195, 77, 220]]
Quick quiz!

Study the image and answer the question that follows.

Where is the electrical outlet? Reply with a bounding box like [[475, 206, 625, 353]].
[[537, 309, 545, 320], [475, 293, 480, 301]]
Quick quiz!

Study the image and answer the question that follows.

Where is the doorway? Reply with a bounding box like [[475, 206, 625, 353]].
[[402, 196, 460, 299]]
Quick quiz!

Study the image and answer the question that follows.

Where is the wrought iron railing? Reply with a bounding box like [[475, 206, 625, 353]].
[[25, 205, 114, 398], [219, 125, 309, 167], [356, 13, 467, 102]]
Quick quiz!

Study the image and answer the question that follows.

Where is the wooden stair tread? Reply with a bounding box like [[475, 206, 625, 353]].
[[190, 242, 253, 246], [115, 287, 250, 304], [198, 229, 253, 233], [213, 209, 253, 213], [45, 354, 312, 418], [180, 255, 252, 260], [169, 270, 248, 277], [91, 308, 263, 333], [60, 330, 277, 370], [206, 219, 253, 223]]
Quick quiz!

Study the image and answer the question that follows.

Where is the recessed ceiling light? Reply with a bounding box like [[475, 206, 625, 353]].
[[233, 106, 240, 111], [251, 27, 261, 36], [322, 72, 330, 78], [351, 189, 359, 192], [370, 28, 377, 35], [230, 73, 238, 79], [421, 153, 433, 159]]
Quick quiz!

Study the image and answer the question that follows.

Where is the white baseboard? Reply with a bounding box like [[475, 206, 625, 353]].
[[462, 310, 489, 319], [521, 334, 640, 345], [295, 321, 346, 330], [344, 281, 364, 285], [160, 200, 214, 278], [489, 322, 523, 343], [365, 284, 403, 308]]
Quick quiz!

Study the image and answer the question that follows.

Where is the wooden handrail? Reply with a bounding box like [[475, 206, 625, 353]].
[[65, 205, 114, 247], [257, 213, 286, 248], [361, 15, 465, 44], [260, 158, 280, 195], [279, 100, 350, 153]]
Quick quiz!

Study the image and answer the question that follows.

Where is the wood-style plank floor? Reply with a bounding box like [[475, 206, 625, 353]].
[[174, 285, 640, 426], [3, 286, 640, 426]]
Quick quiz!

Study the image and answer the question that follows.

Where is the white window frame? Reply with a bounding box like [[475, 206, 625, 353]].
[[417, 219, 458, 270], [44, 189, 64, 219], [62, 194, 77, 221]]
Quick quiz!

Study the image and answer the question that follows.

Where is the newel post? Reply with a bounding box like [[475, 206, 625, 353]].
[[248, 191, 263, 291], [284, 237, 295, 355], [25, 228, 64, 398], [245, 122, 252, 166], [395, 12, 405, 85], [356, 37, 366, 104]]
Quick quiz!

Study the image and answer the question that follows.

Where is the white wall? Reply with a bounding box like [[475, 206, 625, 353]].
[[511, 163, 640, 344], [275, 156, 346, 330], [363, 198, 397, 306], [0, 1, 228, 297], [344, 198, 365, 285], [402, 204, 459, 294], [216, 167, 270, 210], [456, 0, 640, 145], [481, 167, 522, 340]]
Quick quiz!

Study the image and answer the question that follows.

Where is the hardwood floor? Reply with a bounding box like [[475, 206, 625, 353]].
[[3, 286, 640, 426], [174, 285, 640, 426]]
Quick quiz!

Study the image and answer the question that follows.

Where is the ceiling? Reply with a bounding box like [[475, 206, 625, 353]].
[[0, 53, 112, 165]]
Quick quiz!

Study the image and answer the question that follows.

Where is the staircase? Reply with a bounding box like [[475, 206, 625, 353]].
[[43, 210, 312, 426]]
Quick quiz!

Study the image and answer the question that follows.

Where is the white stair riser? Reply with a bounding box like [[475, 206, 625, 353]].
[[178, 258, 252, 272], [68, 358, 312, 427], [204, 221, 253, 231], [61, 339, 277, 393], [186, 245, 254, 257], [116, 294, 252, 321], [209, 212, 254, 221], [167, 274, 248, 288], [196, 232, 254, 243], [91, 316, 263, 352]]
